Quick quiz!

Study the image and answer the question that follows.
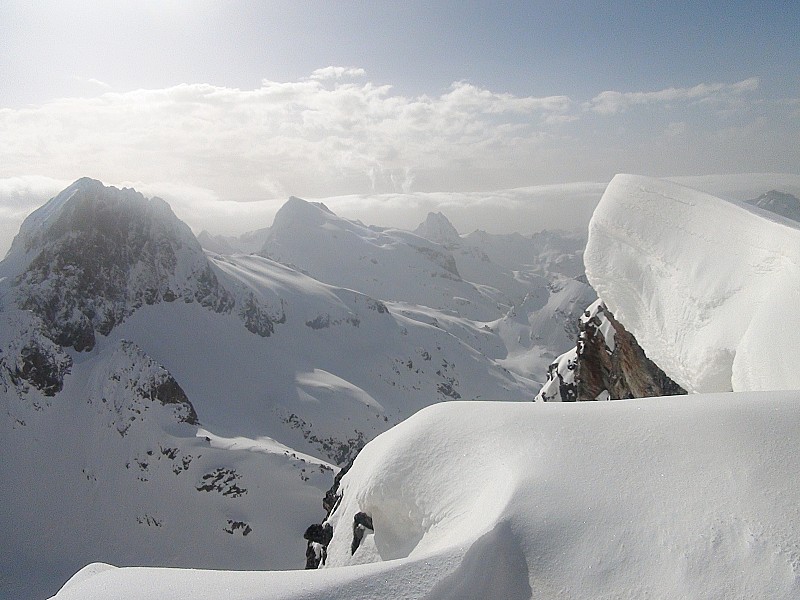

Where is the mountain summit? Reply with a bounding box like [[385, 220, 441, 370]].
[[745, 189, 800, 222], [1, 178, 236, 351], [413, 211, 460, 245]]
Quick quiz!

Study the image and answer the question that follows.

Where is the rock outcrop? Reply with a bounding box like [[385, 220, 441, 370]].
[[537, 300, 686, 401], [413, 211, 461, 246], [303, 453, 358, 569]]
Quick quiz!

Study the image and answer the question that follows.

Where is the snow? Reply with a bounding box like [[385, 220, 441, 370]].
[[52, 392, 800, 599], [585, 174, 800, 393], [14, 174, 800, 599], [535, 346, 577, 402], [4, 181, 594, 599]]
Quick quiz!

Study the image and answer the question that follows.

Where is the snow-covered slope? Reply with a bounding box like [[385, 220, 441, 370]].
[[585, 174, 800, 393], [408, 214, 595, 379], [53, 393, 800, 600], [259, 197, 507, 321], [3, 179, 560, 599], [45, 173, 800, 600]]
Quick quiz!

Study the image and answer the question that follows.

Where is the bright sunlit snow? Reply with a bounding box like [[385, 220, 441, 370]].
[[52, 394, 800, 600], [586, 174, 800, 393]]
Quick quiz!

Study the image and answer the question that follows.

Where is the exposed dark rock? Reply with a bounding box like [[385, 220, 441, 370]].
[[10, 340, 72, 397], [283, 413, 365, 465], [413, 245, 461, 279], [238, 293, 282, 337], [351, 512, 374, 555], [303, 523, 333, 569], [541, 352, 577, 402], [538, 300, 686, 401], [575, 303, 685, 400], [224, 520, 253, 536], [323, 456, 354, 515], [196, 468, 247, 497], [7, 178, 281, 353], [152, 377, 198, 425], [367, 299, 389, 314], [303, 452, 359, 568], [306, 314, 331, 329]]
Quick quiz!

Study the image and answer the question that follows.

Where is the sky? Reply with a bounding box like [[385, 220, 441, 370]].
[[0, 0, 798, 244]]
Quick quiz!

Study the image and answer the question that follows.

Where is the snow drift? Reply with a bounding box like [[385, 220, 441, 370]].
[[53, 394, 800, 599], [585, 174, 800, 393]]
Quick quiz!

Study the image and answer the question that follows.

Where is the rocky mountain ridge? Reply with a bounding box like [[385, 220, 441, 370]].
[[1, 178, 284, 353], [2, 178, 596, 599]]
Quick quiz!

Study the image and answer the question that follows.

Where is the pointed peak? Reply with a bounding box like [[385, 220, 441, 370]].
[[414, 211, 460, 244], [285, 195, 335, 214], [69, 176, 105, 190]]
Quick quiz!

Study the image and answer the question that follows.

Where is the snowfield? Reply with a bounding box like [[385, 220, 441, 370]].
[[586, 174, 800, 393], [53, 393, 800, 599]]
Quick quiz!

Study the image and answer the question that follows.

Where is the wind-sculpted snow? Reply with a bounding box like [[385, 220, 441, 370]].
[[52, 394, 800, 599], [585, 174, 800, 393]]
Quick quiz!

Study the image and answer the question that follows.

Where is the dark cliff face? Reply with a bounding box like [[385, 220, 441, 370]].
[[537, 300, 686, 401], [9, 179, 234, 351], [575, 302, 686, 400], [303, 455, 356, 569]]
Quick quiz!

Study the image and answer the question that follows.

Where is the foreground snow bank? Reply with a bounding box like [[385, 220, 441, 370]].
[[586, 174, 800, 393], [54, 394, 800, 599]]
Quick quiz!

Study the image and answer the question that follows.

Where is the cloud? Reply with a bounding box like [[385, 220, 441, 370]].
[[87, 78, 112, 89], [309, 66, 367, 80], [0, 69, 793, 251], [587, 77, 760, 115], [0, 70, 578, 202]]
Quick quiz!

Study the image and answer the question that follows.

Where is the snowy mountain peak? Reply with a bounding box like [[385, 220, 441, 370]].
[[2, 179, 237, 351], [745, 189, 800, 222], [270, 196, 337, 232], [413, 211, 460, 245]]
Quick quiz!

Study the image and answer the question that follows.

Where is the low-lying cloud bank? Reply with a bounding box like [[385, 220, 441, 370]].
[[1, 69, 796, 206]]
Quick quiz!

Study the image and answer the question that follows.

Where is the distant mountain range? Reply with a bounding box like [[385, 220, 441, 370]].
[[0, 178, 593, 599]]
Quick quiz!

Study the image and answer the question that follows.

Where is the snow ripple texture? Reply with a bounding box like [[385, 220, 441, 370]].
[[585, 174, 800, 393]]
